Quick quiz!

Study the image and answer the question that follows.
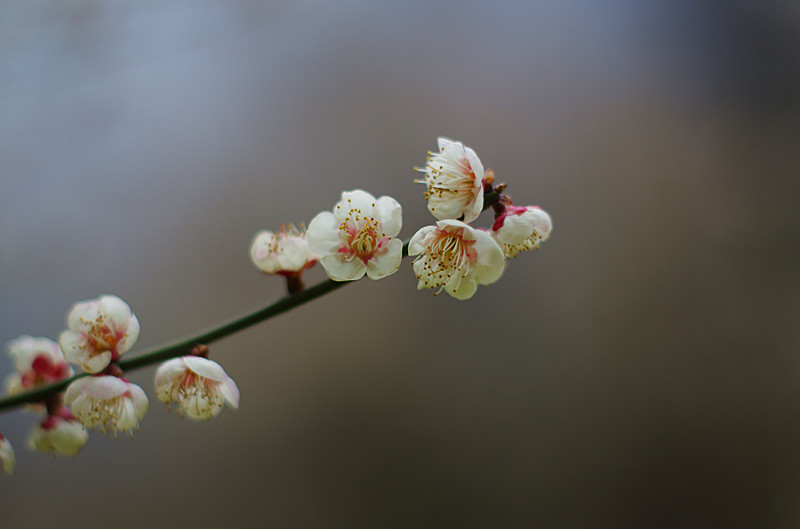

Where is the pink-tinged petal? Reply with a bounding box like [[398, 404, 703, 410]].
[[365, 239, 403, 280], [408, 226, 437, 256], [249, 230, 275, 263], [81, 351, 112, 374], [128, 383, 149, 418], [464, 146, 485, 180], [319, 254, 367, 281], [375, 196, 402, 237], [220, 377, 240, 409], [445, 275, 478, 300], [184, 356, 228, 382], [82, 376, 130, 400], [306, 211, 342, 255], [154, 358, 189, 390]]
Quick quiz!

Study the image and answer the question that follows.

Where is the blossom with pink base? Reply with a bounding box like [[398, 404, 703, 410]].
[[0, 434, 14, 475], [492, 205, 552, 258], [155, 356, 240, 420], [5, 336, 72, 396], [415, 137, 485, 223], [59, 295, 140, 374], [306, 190, 403, 281], [28, 413, 89, 457], [64, 376, 148, 435], [250, 224, 318, 276], [409, 219, 506, 300]]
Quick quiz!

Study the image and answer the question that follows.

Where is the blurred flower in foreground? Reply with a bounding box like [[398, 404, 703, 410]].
[[416, 137, 485, 223], [250, 224, 318, 276], [307, 189, 403, 281], [0, 434, 15, 475], [59, 295, 140, 374], [5, 336, 72, 396], [409, 219, 505, 300], [65, 376, 148, 435], [28, 413, 88, 457], [491, 205, 553, 258], [155, 356, 239, 420]]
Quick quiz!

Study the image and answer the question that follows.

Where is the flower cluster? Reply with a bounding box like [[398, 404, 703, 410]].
[[1, 135, 551, 474], [410, 137, 552, 299], [3, 295, 240, 470]]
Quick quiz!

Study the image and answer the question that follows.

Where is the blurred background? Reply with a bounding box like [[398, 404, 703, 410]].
[[1, 1, 799, 527]]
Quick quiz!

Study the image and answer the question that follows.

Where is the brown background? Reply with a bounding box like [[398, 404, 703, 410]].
[[2, 1, 800, 528]]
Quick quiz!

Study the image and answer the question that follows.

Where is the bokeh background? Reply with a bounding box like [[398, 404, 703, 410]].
[[2, 1, 800, 528]]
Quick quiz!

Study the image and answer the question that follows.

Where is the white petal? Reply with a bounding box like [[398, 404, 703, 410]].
[[319, 254, 367, 281], [64, 377, 91, 405], [528, 207, 553, 242], [445, 276, 478, 300], [128, 383, 149, 419], [59, 330, 87, 363], [437, 136, 455, 150], [365, 239, 403, 280], [497, 213, 535, 245], [375, 196, 403, 237], [306, 211, 342, 255], [184, 356, 228, 382], [67, 299, 99, 331], [81, 351, 112, 374], [472, 231, 506, 285], [99, 295, 132, 330], [220, 377, 240, 409], [340, 190, 378, 217], [408, 226, 437, 256], [277, 237, 313, 271], [154, 358, 189, 391]]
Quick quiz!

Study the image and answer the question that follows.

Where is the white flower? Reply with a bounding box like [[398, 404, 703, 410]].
[[28, 416, 89, 457], [155, 356, 240, 420], [64, 376, 148, 435], [409, 219, 506, 300], [492, 205, 552, 258], [415, 137, 485, 223], [5, 336, 72, 396], [0, 434, 15, 475], [250, 224, 318, 275], [59, 295, 140, 374], [306, 190, 403, 281]]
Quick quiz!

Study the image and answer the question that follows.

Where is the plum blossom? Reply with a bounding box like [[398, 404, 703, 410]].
[[0, 434, 15, 475], [415, 137, 485, 223], [306, 190, 403, 281], [59, 295, 140, 374], [155, 356, 239, 420], [64, 376, 148, 435], [409, 219, 506, 300], [492, 205, 553, 258], [250, 224, 318, 275], [28, 414, 89, 457], [5, 336, 72, 396]]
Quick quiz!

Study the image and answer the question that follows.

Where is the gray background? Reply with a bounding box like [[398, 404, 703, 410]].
[[2, 1, 800, 528]]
